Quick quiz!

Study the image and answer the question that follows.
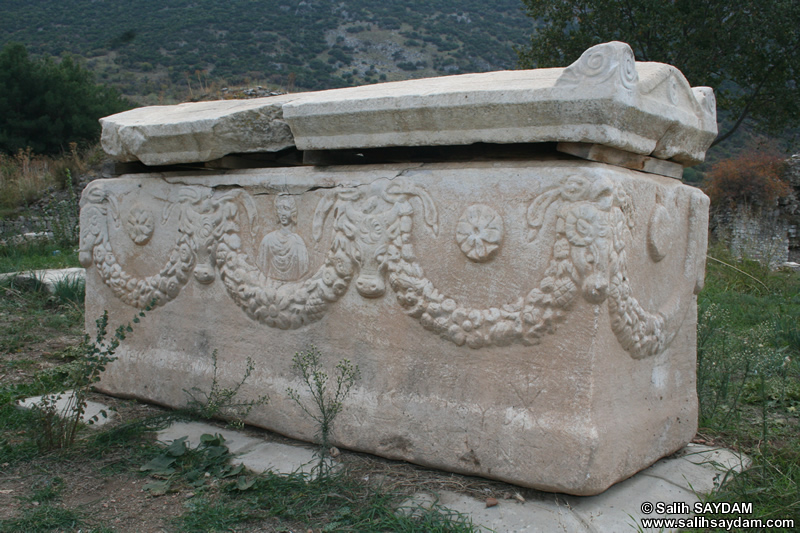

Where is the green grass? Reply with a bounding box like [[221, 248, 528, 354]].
[[0, 241, 80, 274], [0, 505, 84, 533], [175, 470, 478, 532], [685, 245, 800, 531], [0, 274, 83, 353], [0, 404, 40, 463]]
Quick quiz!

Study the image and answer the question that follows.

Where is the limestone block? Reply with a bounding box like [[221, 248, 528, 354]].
[[100, 95, 298, 166], [283, 42, 716, 165], [99, 42, 716, 167], [80, 160, 708, 495]]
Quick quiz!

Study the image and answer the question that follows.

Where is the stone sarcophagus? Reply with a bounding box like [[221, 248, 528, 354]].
[[83, 42, 715, 495]]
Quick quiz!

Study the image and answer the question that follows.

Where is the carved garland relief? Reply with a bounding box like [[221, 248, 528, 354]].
[[80, 172, 706, 358]]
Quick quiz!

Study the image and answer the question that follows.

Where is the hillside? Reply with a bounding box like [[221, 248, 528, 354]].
[[0, 0, 533, 103]]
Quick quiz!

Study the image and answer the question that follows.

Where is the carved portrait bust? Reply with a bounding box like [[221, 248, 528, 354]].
[[258, 194, 309, 281]]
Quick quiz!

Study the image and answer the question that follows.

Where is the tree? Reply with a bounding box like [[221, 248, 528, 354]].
[[0, 43, 131, 154], [517, 1, 800, 147]]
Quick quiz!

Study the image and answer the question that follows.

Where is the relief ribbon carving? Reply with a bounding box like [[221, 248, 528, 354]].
[[80, 174, 706, 357]]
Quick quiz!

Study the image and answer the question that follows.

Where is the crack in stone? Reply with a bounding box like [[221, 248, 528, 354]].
[[159, 165, 425, 195], [180, 164, 429, 198]]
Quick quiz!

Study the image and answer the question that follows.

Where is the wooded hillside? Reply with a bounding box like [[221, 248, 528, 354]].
[[0, 0, 532, 102]]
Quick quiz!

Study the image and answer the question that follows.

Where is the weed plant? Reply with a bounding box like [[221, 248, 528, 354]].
[[27, 309, 146, 452], [140, 433, 248, 496], [0, 268, 145, 454], [51, 274, 85, 307], [182, 350, 269, 428], [288, 346, 361, 474]]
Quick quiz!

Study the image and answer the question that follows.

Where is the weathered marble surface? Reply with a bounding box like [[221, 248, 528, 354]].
[[284, 42, 716, 165], [100, 42, 717, 167], [100, 95, 298, 166], [557, 142, 685, 179], [81, 160, 708, 495]]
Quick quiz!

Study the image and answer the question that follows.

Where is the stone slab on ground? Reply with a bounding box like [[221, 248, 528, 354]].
[[157, 421, 751, 532], [0, 268, 85, 294], [405, 491, 588, 532], [17, 390, 115, 427], [19, 395, 748, 532], [235, 442, 322, 475], [636, 444, 748, 494], [404, 444, 750, 533], [100, 42, 716, 167]]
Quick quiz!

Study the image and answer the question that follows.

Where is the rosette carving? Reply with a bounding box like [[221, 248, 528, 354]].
[[455, 204, 503, 262], [125, 206, 155, 245]]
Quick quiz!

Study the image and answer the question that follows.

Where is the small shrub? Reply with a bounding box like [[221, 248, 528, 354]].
[[287, 346, 360, 474], [704, 149, 791, 210], [28, 308, 148, 451], [183, 350, 269, 428]]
